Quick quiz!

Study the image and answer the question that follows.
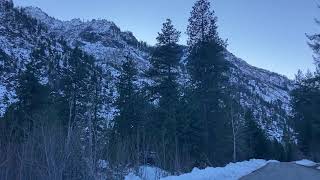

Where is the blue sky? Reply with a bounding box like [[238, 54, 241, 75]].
[[13, 0, 320, 78]]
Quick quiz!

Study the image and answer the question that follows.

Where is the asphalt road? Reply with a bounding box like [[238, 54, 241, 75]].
[[240, 162, 320, 180]]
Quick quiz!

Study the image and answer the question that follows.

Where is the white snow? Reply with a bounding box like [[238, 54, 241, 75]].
[[0, 84, 17, 117], [0, 84, 6, 116], [125, 173, 141, 180], [97, 160, 108, 169], [125, 159, 277, 180], [295, 159, 317, 167], [125, 166, 169, 180], [139, 166, 169, 180], [162, 159, 277, 180]]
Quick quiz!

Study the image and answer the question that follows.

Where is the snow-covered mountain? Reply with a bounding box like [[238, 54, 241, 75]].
[[226, 52, 293, 140], [0, 3, 294, 141], [23, 6, 150, 69]]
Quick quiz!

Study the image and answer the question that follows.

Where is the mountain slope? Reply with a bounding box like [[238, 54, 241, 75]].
[[0, 4, 294, 141], [226, 52, 293, 140]]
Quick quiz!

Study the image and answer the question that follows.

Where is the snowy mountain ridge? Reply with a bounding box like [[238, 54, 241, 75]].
[[0, 4, 294, 141], [23, 6, 148, 61]]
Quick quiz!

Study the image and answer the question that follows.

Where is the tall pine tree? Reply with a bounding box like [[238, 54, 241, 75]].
[[186, 0, 230, 166], [147, 19, 182, 171], [291, 18, 320, 161], [111, 55, 150, 167]]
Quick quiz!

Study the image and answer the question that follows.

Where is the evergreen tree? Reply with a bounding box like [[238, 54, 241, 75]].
[[0, 61, 61, 180], [60, 47, 105, 178], [186, 0, 230, 166], [114, 55, 139, 139], [61, 47, 97, 128], [290, 22, 320, 160], [291, 73, 320, 160], [4, 60, 51, 142], [187, 0, 219, 47], [111, 55, 150, 167], [147, 19, 182, 171], [244, 110, 270, 159], [0, 0, 13, 10]]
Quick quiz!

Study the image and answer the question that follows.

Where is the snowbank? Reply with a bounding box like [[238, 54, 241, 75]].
[[162, 159, 277, 180], [125, 159, 277, 180], [139, 166, 169, 180], [295, 159, 317, 167], [125, 166, 169, 180], [125, 173, 141, 180]]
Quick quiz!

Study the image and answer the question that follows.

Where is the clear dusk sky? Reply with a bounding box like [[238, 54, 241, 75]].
[[13, 0, 320, 79]]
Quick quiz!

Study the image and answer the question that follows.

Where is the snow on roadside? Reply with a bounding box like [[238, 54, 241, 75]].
[[125, 166, 169, 180], [295, 159, 317, 167], [139, 166, 169, 180], [125, 159, 277, 180], [125, 173, 141, 180], [161, 159, 277, 180]]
